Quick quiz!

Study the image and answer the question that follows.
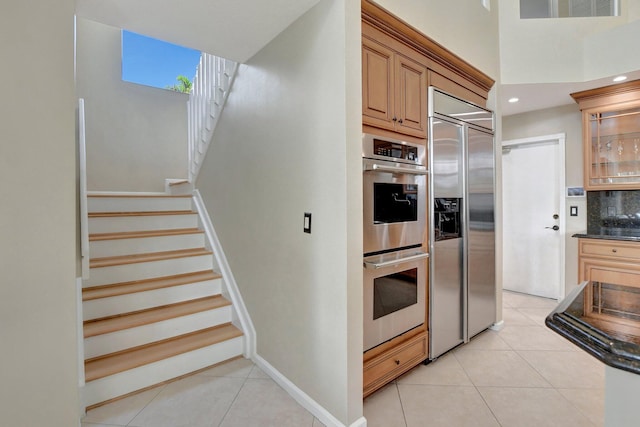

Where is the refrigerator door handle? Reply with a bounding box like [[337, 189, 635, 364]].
[[363, 252, 429, 269]]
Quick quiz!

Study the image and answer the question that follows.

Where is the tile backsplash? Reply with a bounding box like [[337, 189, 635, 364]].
[[587, 190, 640, 237]]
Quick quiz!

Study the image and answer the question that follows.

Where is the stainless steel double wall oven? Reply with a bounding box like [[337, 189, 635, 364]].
[[362, 133, 429, 351]]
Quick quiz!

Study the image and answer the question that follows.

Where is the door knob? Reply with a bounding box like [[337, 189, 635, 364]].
[[545, 225, 560, 231]]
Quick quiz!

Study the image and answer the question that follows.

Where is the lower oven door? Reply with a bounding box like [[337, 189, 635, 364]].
[[363, 248, 429, 351], [363, 158, 427, 254]]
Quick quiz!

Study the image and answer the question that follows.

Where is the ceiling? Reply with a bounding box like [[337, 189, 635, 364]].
[[76, 0, 636, 118], [75, 0, 321, 63], [500, 69, 640, 117]]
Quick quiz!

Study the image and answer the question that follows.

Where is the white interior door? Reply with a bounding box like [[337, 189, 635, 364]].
[[502, 134, 565, 299]]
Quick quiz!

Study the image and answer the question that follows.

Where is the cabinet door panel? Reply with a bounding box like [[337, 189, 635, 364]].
[[362, 38, 394, 130], [580, 257, 640, 285], [396, 55, 427, 138]]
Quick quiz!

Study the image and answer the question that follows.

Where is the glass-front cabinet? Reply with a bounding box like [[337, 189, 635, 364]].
[[573, 80, 640, 190]]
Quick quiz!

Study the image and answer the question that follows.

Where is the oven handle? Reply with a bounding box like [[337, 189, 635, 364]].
[[363, 251, 429, 269], [364, 163, 428, 175]]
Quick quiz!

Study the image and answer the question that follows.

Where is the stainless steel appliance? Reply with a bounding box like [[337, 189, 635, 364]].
[[428, 87, 496, 359], [362, 133, 429, 351], [363, 248, 429, 351], [362, 133, 428, 254]]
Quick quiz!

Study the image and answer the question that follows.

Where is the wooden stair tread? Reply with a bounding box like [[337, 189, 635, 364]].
[[90, 248, 212, 269], [89, 210, 196, 218], [84, 323, 243, 382], [84, 295, 230, 338], [88, 194, 192, 198], [83, 270, 221, 301], [89, 228, 203, 241]]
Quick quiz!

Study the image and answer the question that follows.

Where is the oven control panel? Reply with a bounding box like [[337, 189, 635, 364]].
[[362, 133, 426, 166], [373, 139, 418, 162]]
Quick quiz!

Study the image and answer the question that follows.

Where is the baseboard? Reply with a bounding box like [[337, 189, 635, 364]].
[[252, 355, 366, 427], [192, 190, 256, 357], [349, 416, 367, 427], [489, 320, 504, 331]]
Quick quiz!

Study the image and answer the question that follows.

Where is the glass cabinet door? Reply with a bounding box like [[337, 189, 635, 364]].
[[588, 106, 640, 187]]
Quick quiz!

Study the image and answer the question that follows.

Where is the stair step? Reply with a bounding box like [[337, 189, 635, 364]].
[[83, 270, 220, 301], [83, 335, 244, 407], [89, 210, 195, 218], [84, 303, 232, 359], [84, 295, 230, 338], [90, 248, 212, 269], [88, 211, 199, 234], [88, 194, 192, 213], [82, 273, 222, 321], [89, 228, 202, 241], [84, 323, 243, 382], [89, 229, 206, 258], [85, 250, 213, 287]]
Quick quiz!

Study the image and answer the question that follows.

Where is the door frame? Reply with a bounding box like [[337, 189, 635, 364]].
[[501, 133, 566, 299]]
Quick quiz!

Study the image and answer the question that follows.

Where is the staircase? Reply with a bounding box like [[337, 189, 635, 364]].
[[82, 193, 244, 408]]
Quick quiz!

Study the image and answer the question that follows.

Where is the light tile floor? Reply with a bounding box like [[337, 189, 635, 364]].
[[365, 290, 605, 427], [82, 291, 605, 427]]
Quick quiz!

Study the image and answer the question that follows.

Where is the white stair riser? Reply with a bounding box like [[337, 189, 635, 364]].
[[89, 214, 199, 234], [85, 255, 213, 287], [89, 233, 205, 258], [83, 337, 244, 407], [88, 196, 192, 213], [83, 279, 222, 321], [84, 306, 232, 359]]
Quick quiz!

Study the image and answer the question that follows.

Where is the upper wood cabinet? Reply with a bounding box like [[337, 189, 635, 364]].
[[362, 36, 427, 138], [572, 80, 640, 190], [361, 0, 494, 142]]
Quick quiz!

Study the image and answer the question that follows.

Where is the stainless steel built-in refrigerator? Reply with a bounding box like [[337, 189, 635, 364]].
[[428, 87, 496, 359]]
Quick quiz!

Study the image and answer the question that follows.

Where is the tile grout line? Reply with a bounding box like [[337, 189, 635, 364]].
[[122, 383, 166, 427], [393, 381, 410, 427], [214, 367, 255, 427], [451, 348, 504, 427]]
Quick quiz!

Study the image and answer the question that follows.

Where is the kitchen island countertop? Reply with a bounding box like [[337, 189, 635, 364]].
[[572, 232, 640, 243], [546, 280, 640, 376]]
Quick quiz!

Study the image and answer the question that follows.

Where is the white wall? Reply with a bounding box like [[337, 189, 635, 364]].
[[0, 1, 80, 425], [502, 105, 586, 294], [500, 0, 640, 84], [76, 17, 188, 192], [374, 0, 500, 79], [196, 0, 362, 424]]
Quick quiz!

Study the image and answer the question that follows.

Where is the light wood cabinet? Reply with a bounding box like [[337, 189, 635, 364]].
[[571, 80, 640, 190], [578, 239, 640, 339], [360, 0, 495, 399], [578, 238, 640, 284], [363, 327, 427, 397], [362, 36, 427, 139]]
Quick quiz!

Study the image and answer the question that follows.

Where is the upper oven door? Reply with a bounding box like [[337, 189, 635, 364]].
[[363, 158, 427, 254]]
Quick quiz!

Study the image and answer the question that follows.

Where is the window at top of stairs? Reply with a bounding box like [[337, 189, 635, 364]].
[[121, 30, 200, 93]]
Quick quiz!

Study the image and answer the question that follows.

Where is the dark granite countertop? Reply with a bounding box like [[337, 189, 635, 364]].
[[572, 233, 640, 242], [546, 281, 640, 375]]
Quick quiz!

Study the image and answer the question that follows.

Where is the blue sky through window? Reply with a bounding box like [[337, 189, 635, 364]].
[[122, 30, 201, 91]]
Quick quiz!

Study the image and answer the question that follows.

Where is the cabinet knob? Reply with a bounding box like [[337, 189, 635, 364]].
[[395, 359, 400, 365], [392, 116, 397, 122], [398, 119, 403, 124], [612, 248, 618, 253]]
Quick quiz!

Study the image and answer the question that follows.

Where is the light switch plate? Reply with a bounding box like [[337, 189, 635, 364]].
[[570, 206, 578, 216], [304, 212, 312, 234]]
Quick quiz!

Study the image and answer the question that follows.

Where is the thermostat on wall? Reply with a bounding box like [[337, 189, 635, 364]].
[[566, 187, 585, 197]]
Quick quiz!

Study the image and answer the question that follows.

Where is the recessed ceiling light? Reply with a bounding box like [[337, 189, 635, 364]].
[[613, 75, 627, 82], [508, 97, 519, 103]]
